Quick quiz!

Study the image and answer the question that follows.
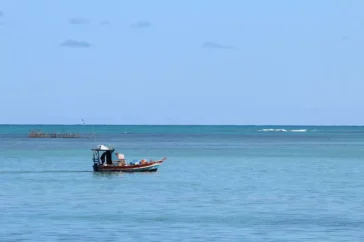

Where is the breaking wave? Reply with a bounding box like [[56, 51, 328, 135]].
[[258, 129, 287, 132], [258, 129, 307, 133]]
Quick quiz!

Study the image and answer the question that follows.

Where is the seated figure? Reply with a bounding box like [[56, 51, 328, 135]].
[[115, 152, 126, 166]]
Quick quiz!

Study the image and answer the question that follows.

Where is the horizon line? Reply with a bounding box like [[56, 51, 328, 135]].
[[1, 124, 364, 127]]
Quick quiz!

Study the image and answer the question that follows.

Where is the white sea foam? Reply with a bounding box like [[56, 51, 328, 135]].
[[258, 129, 287, 132], [258, 129, 307, 132], [290, 129, 307, 132]]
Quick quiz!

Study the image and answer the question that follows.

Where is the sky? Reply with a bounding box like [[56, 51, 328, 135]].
[[0, 0, 363, 125]]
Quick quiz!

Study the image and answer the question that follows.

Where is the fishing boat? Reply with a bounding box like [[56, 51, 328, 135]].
[[91, 145, 166, 172]]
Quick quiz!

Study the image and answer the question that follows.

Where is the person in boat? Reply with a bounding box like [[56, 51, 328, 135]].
[[115, 152, 126, 166], [101, 150, 113, 166], [100, 151, 107, 165]]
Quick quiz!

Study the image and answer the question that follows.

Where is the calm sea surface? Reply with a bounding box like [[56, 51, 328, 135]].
[[1, 125, 364, 241]]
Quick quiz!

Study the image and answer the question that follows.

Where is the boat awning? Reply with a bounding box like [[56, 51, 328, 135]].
[[91, 144, 114, 151]]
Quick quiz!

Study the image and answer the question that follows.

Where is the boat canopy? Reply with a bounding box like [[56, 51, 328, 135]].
[[91, 144, 115, 152]]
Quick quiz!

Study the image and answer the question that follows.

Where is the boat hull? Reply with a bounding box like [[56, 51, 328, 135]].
[[93, 161, 163, 172]]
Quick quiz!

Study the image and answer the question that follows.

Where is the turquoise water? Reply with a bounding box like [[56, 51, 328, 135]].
[[1, 125, 364, 241]]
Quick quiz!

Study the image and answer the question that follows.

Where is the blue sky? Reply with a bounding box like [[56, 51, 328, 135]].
[[0, 0, 363, 125]]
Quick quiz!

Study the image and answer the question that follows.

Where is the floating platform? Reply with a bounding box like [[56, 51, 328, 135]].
[[28, 130, 81, 138]]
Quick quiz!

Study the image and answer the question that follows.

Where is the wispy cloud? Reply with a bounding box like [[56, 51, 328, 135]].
[[100, 20, 110, 26], [69, 18, 90, 25], [202, 41, 235, 50], [60, 39, 91, 48], [130, 20, 152, 29], [0, 10, 4, 17]]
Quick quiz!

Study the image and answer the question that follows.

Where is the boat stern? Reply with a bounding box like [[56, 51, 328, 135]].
[[93, 163, 99, 172]]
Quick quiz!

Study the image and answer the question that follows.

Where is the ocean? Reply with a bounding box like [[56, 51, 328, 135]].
[[0, 125, 364, 241]]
